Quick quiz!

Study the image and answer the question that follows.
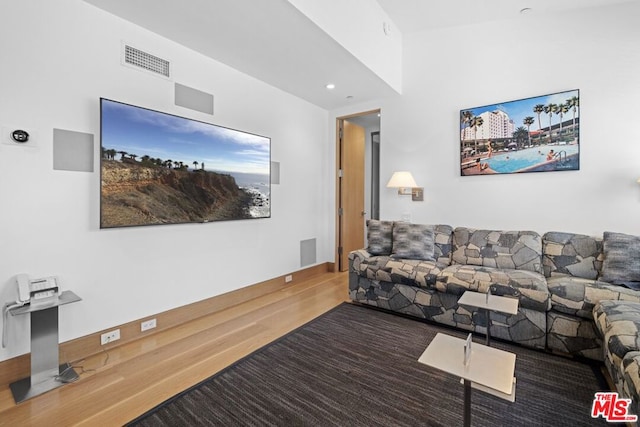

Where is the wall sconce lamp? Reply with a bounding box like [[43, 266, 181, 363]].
[[386, 170, 423, 198]]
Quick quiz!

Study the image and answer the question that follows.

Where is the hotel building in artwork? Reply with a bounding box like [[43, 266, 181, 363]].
[[461, 110, 515, 141]]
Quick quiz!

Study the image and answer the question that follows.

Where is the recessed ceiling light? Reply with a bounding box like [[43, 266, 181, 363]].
[[325, 83, 335, 90], [520, 7, 532, 14], [346, 95, 354, 99]]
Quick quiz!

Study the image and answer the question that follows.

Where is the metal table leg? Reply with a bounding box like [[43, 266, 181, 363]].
[[464, 379, 471, 427]]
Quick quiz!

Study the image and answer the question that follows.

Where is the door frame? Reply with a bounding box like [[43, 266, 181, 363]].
[[335, 109, 380, 271]]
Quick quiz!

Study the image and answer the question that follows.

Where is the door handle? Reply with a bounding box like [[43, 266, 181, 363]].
[[361, 211, 367, 216]]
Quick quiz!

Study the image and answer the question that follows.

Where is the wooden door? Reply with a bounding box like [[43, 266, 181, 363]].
[[338, 120, 365, 271]]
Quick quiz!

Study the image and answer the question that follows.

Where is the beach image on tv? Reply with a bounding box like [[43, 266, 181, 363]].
[[460, 89, 579, 176], [100, 98, 270, 228]]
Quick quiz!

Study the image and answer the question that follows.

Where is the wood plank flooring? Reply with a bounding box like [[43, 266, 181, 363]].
[[0, 271, 349, 426]]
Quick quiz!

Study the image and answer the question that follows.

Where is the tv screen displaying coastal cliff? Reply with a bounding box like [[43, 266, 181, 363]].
[[100, 98, 270, 228]]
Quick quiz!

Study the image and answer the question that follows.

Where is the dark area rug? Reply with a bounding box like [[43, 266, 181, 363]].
[[128, 303, 610, 426]]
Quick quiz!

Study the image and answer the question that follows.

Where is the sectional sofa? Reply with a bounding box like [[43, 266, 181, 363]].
[[349, 221, 640, 412]]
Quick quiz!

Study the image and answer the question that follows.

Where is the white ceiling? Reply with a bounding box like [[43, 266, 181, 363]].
[[84, 0, 634, 110], [376, 0, 636, 34]]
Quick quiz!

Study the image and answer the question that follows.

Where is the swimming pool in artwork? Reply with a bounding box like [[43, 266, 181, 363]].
[[484, 145, 579, 173]]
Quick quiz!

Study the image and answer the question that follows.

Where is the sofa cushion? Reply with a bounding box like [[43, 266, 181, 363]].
[[548, 276, 640, 320], [392, 222, 435, 261], [437, 264, 550, 312], [433, 224, 454, 266], [621, 351, 640, 416], [542, 231, 603, 280], [594, 300, 640, 379], [600, 231, 640, 286], [349, 250, 445, 289], [452, 227, 543, 274], [366, 219, 394, 255]]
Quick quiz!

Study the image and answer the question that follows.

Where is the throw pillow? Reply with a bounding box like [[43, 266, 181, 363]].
[[392, 222, 435, 261], [600, 231, 640, 284], [366, 220, 394, 255]]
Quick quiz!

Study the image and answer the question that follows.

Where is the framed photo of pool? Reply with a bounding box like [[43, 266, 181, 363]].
[[459, 89, 579, 176]]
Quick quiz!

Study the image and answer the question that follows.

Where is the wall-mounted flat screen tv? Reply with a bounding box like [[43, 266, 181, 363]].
[[460, 89, 579, 176], [100, 98, 270, 228]]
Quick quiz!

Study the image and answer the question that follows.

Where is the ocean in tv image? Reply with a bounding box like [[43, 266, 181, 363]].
[[100, 98, 270, 228], [460, 89, 579, 176]]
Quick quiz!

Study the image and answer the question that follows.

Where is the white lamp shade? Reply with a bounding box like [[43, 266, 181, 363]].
[[386, 171, 417, 188]]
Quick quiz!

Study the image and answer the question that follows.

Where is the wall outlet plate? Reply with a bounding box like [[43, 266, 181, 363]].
[[101, 329, 121, 345], [141, 318, 157, 332]]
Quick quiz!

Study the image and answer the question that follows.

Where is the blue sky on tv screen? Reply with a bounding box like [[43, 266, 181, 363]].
[[101, 99, 270, 175]]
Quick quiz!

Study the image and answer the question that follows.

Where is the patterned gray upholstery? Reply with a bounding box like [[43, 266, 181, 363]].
[[546, 310, 601, 360], [366, 219, 394, 255], [601, 231, 640, 285], [594, 300, 640, 412], [351, 224, 548, 350], [436, 264, 549, 312], [452, 227, 543, 274], [622, 351, 640, 418], [349, 273, 547, 350], [351, 225, 640, 369], [543, 231, 603, 279], [350, 250, 445, 289], [547, 277, 640, 319], [391, 222, 435, 261]]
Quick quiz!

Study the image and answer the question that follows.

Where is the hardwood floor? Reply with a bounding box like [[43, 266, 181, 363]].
[[0, 271, 349, 426]]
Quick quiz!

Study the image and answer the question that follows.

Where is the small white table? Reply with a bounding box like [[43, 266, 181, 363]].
[[458, 291, 519, 346], [418, 332, 516, 427]]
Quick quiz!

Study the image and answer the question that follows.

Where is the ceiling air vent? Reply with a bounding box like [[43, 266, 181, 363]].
[[123, 44, 170, 78]]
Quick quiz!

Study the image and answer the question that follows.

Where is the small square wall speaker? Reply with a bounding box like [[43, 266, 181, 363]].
[[53, 128, 94, 172]]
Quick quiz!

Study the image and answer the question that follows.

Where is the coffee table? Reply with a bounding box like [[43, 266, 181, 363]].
[[458, 290, 519, 346], [418, 332, 516, 427]]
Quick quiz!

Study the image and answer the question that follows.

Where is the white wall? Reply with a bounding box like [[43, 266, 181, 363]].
[[0, 0, 330, 360], [287, 0, 402, 93], [331, 2, 640, 241]]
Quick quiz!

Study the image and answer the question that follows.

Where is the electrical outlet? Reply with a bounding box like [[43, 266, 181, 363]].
[[141, 318, 157, 332], [101, 329, 120, 345], [285, 274, 293, 283]]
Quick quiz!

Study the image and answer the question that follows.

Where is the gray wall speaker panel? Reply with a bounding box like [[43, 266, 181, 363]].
[[53, 129, 94, 172], [174, 83, 214, 115], [300, 238, 317, 267], [271, 161, 280, 185]]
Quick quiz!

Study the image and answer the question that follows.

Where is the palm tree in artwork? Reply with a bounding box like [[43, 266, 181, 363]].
[[470, 115, 484, 154], [523, 116, 535, 147], [165, 159, 173, 169], [117, 151, 128, 161], [513, 127, 529, 149], [555, 103, 569, 141], [566, 96, 580, 142], [460, 110, 474, 156], [532, 104, 545, 145], [193, 161, 199, 170], [543, 103, 557, 144]]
